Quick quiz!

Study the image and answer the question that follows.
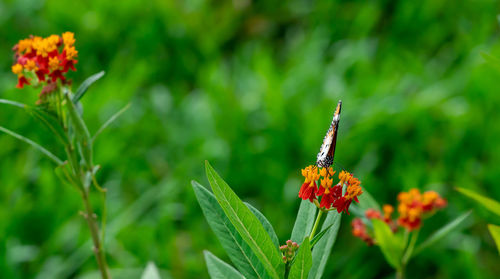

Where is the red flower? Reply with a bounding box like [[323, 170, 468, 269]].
[[298, 165, 320, 202], [16, 75, 30, 89], [298, 181, 318, 202]]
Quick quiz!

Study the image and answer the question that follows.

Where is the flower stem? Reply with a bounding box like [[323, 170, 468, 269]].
[[402, 230, 419, 265], [309, 210, 324, 241], [82, 189, 111, 279]]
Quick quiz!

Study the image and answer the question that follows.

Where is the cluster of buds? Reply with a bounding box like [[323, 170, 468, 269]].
[[352, 189, 447, 245], [299, 165, 363, 214], [352, 218, 374, 245], [11, 32, 78, 104], [280, 240, 299, 264]]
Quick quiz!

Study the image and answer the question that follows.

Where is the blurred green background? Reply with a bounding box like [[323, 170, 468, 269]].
[[1, 0, 500, 278]]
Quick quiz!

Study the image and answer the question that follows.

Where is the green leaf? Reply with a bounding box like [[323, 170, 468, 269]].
[[308, 212, 341, 279], [64, 93, 93, 168], [488, 224, 500, 254], [291, 200, 317, 244], [192, 181, 270, 279], [413, 210, 472, 256], [245, 202, 280, 249], [288, 238, 312, 279], [73, 71, 105, 103], [310, 224, 333, 248], [0, 98, 26, 108], [204, 251, 246, 279], [92, 103, 131, 142], [372, 219, 405, 269], [1, 99, 70, 146], [456, 187, 500, 217], [0, 125, 63, 165], [205, 161, 283, 279], [141, 262, 161, 279]]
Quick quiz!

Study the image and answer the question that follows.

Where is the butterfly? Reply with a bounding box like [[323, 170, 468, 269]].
[[316, 100, 342, 168]]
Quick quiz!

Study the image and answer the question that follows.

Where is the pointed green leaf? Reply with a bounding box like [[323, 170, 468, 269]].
[[141, 262, 161, 279], [204, 251, 246, 279], [0, 125, 63, 165], [205, 161, 283, 279], [92, 103, 131, 142], [488, 224, 500, 254], [192, 181, 270, 279], [288, 238, 312, 279], [0, 98, 26, 108], [73, 71, 105, 103], [245, 202, 279, 249], [64, 93, 93, 168], [291, 200, 317, 244], [413, 210, 471, 256], [456, 187, 500, 217], [310, 224, 333, 248], [372, 219, 405, 269], [308, 212, 341, 279]]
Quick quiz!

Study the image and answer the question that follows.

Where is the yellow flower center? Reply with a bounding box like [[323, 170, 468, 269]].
[[12, 63, 23, 75], [25, 59, 37, 71], [49, 57, 60, 71]]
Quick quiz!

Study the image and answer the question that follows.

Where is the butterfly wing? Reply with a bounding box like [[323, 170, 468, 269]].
[[316, 100, 342, 168]]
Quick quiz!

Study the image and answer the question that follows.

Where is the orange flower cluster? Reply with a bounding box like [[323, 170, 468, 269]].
[[11, 32, 78, 99], [299, 165, 363, 214], [351, 188, 447, 245], [397, 189, 447, 231]]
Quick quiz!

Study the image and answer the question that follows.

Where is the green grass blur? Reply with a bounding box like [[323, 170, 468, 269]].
[[1, 0, 500, 278]]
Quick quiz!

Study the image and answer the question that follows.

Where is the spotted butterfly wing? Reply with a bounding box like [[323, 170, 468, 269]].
[[316, 100, 342, 168]]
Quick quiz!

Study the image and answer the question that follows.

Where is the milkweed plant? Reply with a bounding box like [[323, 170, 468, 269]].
[[194, 109, 471, 279], [1, 33, 131, 279]]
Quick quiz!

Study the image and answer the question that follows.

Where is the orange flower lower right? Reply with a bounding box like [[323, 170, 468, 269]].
[[351, 188, 447, 245]]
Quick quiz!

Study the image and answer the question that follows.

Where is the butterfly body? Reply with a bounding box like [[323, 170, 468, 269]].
[[316, 100, 342, 168]]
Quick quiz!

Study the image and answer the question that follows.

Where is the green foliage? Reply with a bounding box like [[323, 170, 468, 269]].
[[73, 71, 106, 103], [204, 251, 245, 279], [245, 202, 280, 250], [487, 225, 500, 254], [288, 238, 312, 279], [456, 188, 500, 216], [372, 219, 405, 269], [205, 161, 283, 278], [308, 212, 341, 279], [192, 181, 269, 279], [413, 211, 472, 256], [309, 224, 333, 248], [290, 201, 317, 244]]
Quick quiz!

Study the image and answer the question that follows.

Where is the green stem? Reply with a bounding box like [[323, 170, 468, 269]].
[[284, 262, 290, 279], [309, 210, 324, 241], [82, 189, 111, 279], [396, 267, 404, 279], [402, 230, 419, 265]]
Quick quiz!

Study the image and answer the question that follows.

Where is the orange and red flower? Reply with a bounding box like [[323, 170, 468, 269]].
[[299, 165, 320, 202], [299, 166, 363, 214], [11, 32, 78, 102], [351, 188, 447, 245], [397, 189, 447, 231]]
